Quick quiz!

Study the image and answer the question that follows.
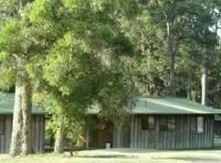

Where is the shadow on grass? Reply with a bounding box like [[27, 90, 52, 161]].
[[104, 146, 221, 154], [152, 157, 221, 162], [73, 155, 137, 159]]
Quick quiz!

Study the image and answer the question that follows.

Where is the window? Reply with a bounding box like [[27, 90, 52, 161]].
[[160, 116, 175, 132], [0, 117, 5, 135], [168, 116, 175, 131], [141, 116, 155, 130], [190, 116, 197, 133], [160, 117, 168, 131], [141, 116, 148, 130], [197, 116, 204, 133], [191, 116, 204, 134], [176, 116, 182, 132], [148, 116, 155, 130]]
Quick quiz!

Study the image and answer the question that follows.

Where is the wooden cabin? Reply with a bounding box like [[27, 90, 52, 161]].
[[86, 97, 221, 149], [0, 93, 45, 153]]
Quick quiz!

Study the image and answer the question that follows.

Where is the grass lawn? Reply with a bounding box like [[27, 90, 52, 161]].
[[0, 153, 143, 163], [1, 149, 221, 163]]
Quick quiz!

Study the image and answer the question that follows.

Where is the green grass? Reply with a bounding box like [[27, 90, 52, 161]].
[[0, 153, 150, 163], [1, 149, 221, 163]]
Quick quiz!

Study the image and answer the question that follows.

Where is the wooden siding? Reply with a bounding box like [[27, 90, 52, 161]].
[[32, 115, 45, 152], [113, 123, 130, 148], [130, 115, 214, 149], [0, 115, 45, 153]]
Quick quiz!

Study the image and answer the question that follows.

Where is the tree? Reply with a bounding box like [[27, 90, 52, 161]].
[[118, 3, 168, 96], [41, 95, 85, 154], [28, 0, 139, 153], [0, 0, 35, 155], [147, 0, 219, 96]]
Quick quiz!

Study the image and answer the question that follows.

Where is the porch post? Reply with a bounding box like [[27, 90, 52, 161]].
[[117, 125, 121, 148], [130, 115, 134, 148], [85, 128, 89, 149]]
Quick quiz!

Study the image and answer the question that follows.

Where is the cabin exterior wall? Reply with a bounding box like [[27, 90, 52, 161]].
[[112, 123, 130, 148], [130, 115, 214, 149], [0, 115, 45, 153]]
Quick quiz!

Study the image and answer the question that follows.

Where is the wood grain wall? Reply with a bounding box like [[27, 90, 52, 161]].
[[130, 115, 214, 149], [0, 115, 45, 153], [113, 123, 130, 148]]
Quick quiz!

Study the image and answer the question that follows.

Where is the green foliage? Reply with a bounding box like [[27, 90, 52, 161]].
[[1, 1, 221, 151], [34, 0, 221, 112], [31, 0, 139, 124], [43, 96, 84, 149], [42, 32, 102, 115], [126, 0, 220, 98], [0, 20, 24, 55]]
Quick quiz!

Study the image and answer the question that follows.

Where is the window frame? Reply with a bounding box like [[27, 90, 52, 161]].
[[168, 116, 176, 132], [147, 116, 155, 130], [197, 116, 204, 134], [190, 116, 204, 134], [190, 116, 197, 133], [160, 116, 176, 132], [141, 115, 155, 130], [160, 116, 168, 131]]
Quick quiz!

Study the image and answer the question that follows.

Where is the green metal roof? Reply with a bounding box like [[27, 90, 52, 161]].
[[0, 93, 46, 115], [132, 97, 221, 114], [88, 97, 221, 115], [1, 93, 221, 115]]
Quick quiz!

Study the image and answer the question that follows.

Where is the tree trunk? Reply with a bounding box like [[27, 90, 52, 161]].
[[187, 73, 191, 100], [54, 126, 64, 153], [10, 81, 33, 156], [201, 67, 207, 105], [10, 56, 33, 156], [10, 84, 23, 156], [166, 21, 175, 96], [21, 80, 32, 155]]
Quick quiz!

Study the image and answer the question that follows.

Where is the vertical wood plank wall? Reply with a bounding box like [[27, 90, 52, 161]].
[[0, 115, 44, 153], [32, 115, 45, 153], [130, 115, 214, 149], [113, 123, 130, 148]]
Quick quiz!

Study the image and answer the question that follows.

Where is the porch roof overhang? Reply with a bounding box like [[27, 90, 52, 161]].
[[1, 93, 221, 115], [88, 97, 221, 115], [0, 93, 46, 115]]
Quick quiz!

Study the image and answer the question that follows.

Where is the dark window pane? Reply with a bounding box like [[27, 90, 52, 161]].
[[141, 116, 148, 130], [175, 116, 182, 132], [141, 116, 155, 130], [190, 116, 197, 133], [160, 117, 168, 131], [148, 116, 155, 130], [168, 116, 175, 132]]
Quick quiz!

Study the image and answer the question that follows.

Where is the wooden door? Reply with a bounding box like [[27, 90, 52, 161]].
[[97, 123, 113, 148]]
